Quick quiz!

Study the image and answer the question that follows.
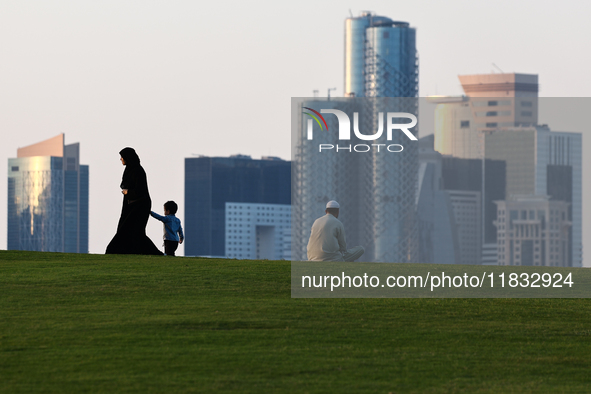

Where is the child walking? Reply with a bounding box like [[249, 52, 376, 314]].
[[150, 200, 184, 256]]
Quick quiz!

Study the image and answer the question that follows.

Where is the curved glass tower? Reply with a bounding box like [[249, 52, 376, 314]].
[[7, 134, 89, 253]]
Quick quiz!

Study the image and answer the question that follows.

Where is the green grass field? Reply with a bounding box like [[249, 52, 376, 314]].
[[1, 250, 591, 393]]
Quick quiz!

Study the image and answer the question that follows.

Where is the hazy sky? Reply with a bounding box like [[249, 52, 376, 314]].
[[1, 0, 590, 259]]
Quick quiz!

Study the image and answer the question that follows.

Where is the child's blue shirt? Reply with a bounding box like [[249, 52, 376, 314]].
[[150, 212, 184, 242]]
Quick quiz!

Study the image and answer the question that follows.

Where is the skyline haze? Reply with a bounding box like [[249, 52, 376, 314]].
[[2, 0, 590, 261]]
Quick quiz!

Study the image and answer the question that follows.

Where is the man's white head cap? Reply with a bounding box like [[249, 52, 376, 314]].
[[326, 200, 340, 209]]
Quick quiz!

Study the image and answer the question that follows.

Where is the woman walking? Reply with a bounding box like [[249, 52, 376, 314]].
[[106, 147, 163, 255]]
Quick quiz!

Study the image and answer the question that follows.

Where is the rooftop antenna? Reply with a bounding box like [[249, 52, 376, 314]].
[[313, 89, 319, 97], [349, 9, 353, 17], [492, 63, 504, 73], [327, 87, 337, 100]]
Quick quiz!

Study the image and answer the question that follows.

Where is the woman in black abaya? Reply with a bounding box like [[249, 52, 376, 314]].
[[106, 148, 163, 255]]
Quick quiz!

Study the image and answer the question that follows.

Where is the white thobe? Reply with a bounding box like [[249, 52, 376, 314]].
[[307, 213, 364, 262]]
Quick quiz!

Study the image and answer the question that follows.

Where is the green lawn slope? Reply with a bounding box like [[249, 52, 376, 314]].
[[1, 250, 591, 393]]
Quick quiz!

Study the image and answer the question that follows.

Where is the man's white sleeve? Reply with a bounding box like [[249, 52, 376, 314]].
[[337, 223, 347, 254]]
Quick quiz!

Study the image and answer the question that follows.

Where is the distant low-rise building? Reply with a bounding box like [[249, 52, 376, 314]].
[[494, 196, 571, 267], [225, 203, 291, 260]]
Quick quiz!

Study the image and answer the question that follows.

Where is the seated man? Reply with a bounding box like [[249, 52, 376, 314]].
[[307, 200, 364, 262]]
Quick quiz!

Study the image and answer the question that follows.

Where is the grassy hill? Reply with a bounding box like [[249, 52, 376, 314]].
[[1, 250, 591, 393]]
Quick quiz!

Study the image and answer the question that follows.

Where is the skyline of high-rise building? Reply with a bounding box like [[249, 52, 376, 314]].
[[427, 72, 581, 267], [7, 134, 89, 253], [1, 30, 584, 267]]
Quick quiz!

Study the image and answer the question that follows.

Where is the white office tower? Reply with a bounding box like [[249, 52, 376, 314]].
[[432, 96, 482, 159], [225, 203, 291, 260]]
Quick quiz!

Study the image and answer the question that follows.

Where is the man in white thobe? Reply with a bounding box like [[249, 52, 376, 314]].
[[307, 200, 364, 262]]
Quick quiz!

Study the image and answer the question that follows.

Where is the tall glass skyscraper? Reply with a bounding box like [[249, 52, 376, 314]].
[[292, 13, 420, 263], [7, 134, 89, 253], [345, 12, 418, 98]]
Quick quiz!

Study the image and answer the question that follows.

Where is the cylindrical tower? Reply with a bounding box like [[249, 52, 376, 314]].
[[345, 12, 394, 98], [292, 13, 420, 263], [345, 13, 418, 98], [364, 21, 418, 98]]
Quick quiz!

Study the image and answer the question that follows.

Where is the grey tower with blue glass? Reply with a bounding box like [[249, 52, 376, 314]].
[[345, 12, 418, 98], [7, 134, 89, 253], [293, 14, 419, 262], [339, 12, 419, 262]]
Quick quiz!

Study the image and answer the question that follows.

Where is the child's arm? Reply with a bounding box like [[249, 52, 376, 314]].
[[150, 211, 168, 222], [178, 223, 184, 244]]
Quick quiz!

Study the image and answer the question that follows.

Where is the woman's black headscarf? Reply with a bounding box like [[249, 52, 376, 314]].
[[119, 147, 148, 200], [120, 147, 140, 166]]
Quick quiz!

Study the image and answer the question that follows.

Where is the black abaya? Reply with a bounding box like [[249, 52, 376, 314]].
[[106, 148, 163, 255]]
